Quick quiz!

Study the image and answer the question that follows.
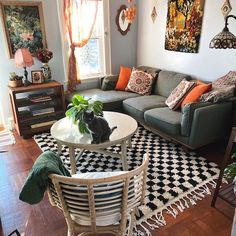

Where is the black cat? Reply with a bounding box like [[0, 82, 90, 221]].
[[83, 111, 117, 144]]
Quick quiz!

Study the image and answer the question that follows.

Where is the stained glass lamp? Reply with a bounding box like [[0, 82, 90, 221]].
[[210, 15, 236, 49], [14, 48, 34, 86]]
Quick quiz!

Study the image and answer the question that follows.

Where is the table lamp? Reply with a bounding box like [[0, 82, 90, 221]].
[[14, 48, 34, 86]]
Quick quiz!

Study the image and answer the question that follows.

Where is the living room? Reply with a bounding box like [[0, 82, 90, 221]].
[[0, 0, 235, 235]]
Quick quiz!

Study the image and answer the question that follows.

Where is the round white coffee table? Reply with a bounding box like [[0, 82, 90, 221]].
[[51, 111, 138, 174]]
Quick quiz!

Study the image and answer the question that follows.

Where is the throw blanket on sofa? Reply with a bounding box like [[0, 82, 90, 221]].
[[19, 151, 71, 204]]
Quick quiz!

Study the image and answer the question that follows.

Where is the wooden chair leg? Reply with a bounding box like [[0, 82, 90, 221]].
[[127, 209, 136, 236], [211, 127, 236, 207]]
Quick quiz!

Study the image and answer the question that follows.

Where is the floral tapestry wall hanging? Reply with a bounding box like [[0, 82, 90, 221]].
[[0, 2, 47, 58], [165, 0, 205, 53]]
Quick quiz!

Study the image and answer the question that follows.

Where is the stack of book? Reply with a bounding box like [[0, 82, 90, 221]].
[[28, 93, 52, 103], [31, 120, 57, 129], [31, 107, 55, 116]]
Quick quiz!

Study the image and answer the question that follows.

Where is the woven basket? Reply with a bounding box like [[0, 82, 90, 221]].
[[8, 79, 23, 88]]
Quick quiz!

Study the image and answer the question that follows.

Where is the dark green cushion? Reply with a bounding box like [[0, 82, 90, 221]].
[[101, 75, 119, 91], [144, 107, 182, 135], [154, 70, 191, 97], [137, 66, 161, 78], [123, 95, 166, 122], [66, 89, 140, 111]]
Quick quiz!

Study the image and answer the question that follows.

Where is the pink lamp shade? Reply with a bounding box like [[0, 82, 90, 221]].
[[14, 48, 34, 68]]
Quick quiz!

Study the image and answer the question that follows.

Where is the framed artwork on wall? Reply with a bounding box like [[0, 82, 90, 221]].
[[0, 1, 47, 58], [165, 0, 205, 53]]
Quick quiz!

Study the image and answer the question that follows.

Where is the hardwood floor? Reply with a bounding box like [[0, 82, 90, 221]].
[[0, 132, 234, 236]]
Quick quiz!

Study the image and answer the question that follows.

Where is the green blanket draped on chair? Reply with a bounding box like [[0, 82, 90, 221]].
[[19, 151, 71, 204]]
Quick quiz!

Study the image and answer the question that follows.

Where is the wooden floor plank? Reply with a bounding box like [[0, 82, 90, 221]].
[[0, 132, 234, 236]]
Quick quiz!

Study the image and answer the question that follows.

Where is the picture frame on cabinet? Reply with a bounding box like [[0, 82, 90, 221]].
[[31, 70, 43, 84]]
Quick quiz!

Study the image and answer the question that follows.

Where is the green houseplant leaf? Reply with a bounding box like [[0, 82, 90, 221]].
[[225, 153, 236, 181], [65, 94, 103, 134]]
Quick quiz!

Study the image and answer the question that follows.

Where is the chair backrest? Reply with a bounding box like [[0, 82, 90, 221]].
[[48, 154, 149, 235]]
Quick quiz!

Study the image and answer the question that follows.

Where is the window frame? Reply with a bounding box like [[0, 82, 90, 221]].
[[57, 0, 111, 83]]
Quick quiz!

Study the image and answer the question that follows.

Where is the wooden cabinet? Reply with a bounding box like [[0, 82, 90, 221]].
[[9, 81, 66, 138]]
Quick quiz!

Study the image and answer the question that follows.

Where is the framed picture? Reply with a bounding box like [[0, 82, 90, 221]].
[[0, 1, 47, 58], [165, 0, 205, 53], [31, 70, 43, 84]]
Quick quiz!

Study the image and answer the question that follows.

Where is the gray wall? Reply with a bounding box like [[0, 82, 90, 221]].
[[109, 0, 138, 74]]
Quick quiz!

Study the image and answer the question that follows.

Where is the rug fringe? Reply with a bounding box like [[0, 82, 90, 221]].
[[135, 177, 219, 235]]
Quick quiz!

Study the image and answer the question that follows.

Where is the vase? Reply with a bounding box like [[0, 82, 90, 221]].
[[41, 63, 52, 82]]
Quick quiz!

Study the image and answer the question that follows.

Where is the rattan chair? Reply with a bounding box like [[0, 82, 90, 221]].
[[48, 154, 149, 236]]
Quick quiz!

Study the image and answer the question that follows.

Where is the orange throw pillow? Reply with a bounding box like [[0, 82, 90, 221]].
[[115, 66, 132, 91], [181, 81, 212, 108]]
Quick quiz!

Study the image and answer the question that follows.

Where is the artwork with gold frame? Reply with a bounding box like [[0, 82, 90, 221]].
[[0, 1, 47, 58], [165, 0, 205, 53]]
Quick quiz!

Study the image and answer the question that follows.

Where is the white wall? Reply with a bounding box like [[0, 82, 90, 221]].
[[0, 0, 64, 126], [137, 0, 236, 81]]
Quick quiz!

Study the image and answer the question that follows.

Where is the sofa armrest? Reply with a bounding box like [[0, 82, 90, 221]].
[[188, 102, 232, 148], [181, 102, 211, 136], [100, 75, 119, 91]]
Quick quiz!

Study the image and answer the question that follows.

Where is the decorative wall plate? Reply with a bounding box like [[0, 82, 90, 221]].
[[116, 5, 131, 35], [221, 0, 232, 18], [151, 6, 157, 23]]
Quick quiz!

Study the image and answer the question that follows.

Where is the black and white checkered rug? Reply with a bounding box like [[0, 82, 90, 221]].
[[34, 125, 219, 234]]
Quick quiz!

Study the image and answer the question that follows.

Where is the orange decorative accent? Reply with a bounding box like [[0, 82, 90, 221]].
[[181, 81, 212, 108], [64, 0, 98, 92], [124, 0, 136, 23], [115, 66, 132, 91]]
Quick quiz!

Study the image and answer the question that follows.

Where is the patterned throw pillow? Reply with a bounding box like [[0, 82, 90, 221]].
[[165, 79, 196, 110], [126, 68, 154, 95], [200, 71, 236, 102], [200, 86, 234, 103], [212, 71, 236, 89]]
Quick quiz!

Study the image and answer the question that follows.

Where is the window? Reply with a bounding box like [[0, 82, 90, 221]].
[[75, 0, 108, 79]]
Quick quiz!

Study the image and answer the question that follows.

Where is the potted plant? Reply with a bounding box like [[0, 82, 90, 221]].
[[8, 72, 23, 87], [224, 153, 236, 195], [65, 94, 103, 134]]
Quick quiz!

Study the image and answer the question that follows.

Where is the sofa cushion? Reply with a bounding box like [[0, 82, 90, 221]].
[[212, 71, 236, 89], [123, 95, 166, 121], [165, 80, 196, 110], [126, 68, 155, 95], [200, 86, 235, 103], [181, 81, 212, 108], [66, 88, 140, 111], [115, 66, 132, 91], [154, 70, 191, 97], [137, 66, 161, 79], [144, 107, 182, 135], [101, 75, 119, 91]]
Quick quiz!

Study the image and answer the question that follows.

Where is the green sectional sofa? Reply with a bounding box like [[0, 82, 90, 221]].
[[65, 66, 233, 149]]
